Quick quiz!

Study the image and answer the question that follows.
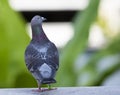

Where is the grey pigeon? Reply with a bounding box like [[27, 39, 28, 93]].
[[24, 15, 59, 91]]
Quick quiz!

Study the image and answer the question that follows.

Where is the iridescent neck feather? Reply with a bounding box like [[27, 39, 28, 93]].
[[31, 24, 48, 42]]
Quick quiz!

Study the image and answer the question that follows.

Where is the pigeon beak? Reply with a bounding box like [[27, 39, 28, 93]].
[[41, 17, 47, 21]]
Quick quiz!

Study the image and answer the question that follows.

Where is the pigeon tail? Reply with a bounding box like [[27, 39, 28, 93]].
[[41, 78, 56, 84]]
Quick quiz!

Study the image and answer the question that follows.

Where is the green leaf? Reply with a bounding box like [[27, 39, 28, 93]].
[[56, 0, 100, 86], [0, 0, 30, 87]]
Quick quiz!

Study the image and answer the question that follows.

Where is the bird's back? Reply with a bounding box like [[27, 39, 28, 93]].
[[25, 40, 59, 84]]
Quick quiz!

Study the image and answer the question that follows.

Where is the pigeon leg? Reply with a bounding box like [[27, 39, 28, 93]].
[[48, 84, 57, 90], [32, 84, 42, 92], [38, 84, 41, 91], [37, 84, 43, 92], [48, 84, 51, 90], [41, 84, 54, 92]]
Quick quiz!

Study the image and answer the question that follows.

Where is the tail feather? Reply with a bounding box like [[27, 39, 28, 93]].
[[41, 78, 56, 84]]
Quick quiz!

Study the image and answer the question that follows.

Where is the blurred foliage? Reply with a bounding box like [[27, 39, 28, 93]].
[[0, 0, 36, 87], [56, 0, 120, 86], [56, 0, 100, 86], [0, 0, 120, 88], [97, 14, 119, 39]]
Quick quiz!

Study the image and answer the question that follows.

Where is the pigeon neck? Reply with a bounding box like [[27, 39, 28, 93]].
[[31, 24, 48, 41]]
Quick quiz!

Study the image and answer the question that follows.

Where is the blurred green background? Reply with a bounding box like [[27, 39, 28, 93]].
[[0, 0, 120, 88]]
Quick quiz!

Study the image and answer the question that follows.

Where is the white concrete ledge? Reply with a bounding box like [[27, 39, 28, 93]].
[[0, 87, 120, 95]]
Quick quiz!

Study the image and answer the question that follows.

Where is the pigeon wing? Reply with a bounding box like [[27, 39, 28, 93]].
[[25, 44, 44, 72], [25, 42, 59, 72], [45, 42, 59, 70]]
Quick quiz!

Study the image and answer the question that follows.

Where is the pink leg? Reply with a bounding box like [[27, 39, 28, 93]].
[[32, 83, 42, 92]]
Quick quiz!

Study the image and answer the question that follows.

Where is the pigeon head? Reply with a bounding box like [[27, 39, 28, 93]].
[[31, 15, 48, 40], [31, 15, 46, 26]]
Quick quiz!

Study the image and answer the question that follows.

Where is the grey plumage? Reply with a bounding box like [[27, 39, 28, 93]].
[[24, 15, 59, 90]]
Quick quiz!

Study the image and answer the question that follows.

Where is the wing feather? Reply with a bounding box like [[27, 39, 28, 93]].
[[25, 42, 59, 72]]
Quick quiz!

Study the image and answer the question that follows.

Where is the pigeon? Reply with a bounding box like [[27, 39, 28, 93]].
[[24, 15, 59, 91]]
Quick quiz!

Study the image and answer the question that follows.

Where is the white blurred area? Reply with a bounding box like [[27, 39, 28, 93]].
[[88, 24, 106, 49], [99, 0, 120, 37], [89, 0, 120, 48], [9, 0, 120, 48], [9, 0, 89, 11]]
